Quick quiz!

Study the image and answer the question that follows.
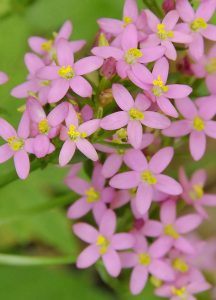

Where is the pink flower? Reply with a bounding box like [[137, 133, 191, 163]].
[[66, 164, 115, 220], [28, 20, 85, 62], [73, 209, 135, 277], [121, 234, 175, 295], [92, 24, 165, 86], [144, 199, 202, 254], [37, 39, 103, 102], [163, 97, 216, 160], [140, 57, 192, 117], [191, 44, 216, 94], [176, 0, 216, 60], [59, 105, 100, 166], [0, 113, 31, 179], [110, 147, 182, 214], [142, 10, 192, 60], [0, 71, 8, 85], [179, 167, 216, 218], [100, 84, 170, 149]]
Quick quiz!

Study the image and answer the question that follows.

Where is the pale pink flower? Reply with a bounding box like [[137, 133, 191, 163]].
[[66, 164, 115, 220], [92, 24, 165, 86], [110, 147, 182, 214], [0, 71, 8, 85], [179, 167, 216, 218], [0, 113, 31, 179], [73, 209, 134, 277], [37, 39, 103, 102], [142, 9, 192, 60], [176, 0, 216, 60], [100, 84, 170, 149], [59, 105, 100, 166], [120, 234, 175, 295], [163, 97, 216, 160]]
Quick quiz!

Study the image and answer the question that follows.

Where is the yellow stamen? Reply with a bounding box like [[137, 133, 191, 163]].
[[98, 33, 109, 46], [138, 253, 151, 266], [205, 58, 216, 74], [171, 286, 186, 297], [85, 187, 100, 203], [123, 16, 133, 27], [41, 40, 53, 52], [38, 119, 50, 134], [58, 65, 74, 79], [116, 128, 128, 140], [96, 235, 110, 255], [172, 258, 189, 273], [150, 276, 163, 288], [124, 48, 143, 64], [189, 184, 204, 201], [157, 24, 174, 40], [193, 116, 205, 131], [7, 137, 24, 151], [129, 108, 144, 120], [152, 75, 169, 97], [164, 224, 180, 239], [190, 18, 208, 32], [76, 112, 83, 124], [141, 170, 157, 185], [67, 124, 87, 141]]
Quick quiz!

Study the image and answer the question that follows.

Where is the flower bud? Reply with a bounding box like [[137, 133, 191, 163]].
[[99, 88, 113, 107], [162, 0, 175, 13], [100, 57, 117, 79]]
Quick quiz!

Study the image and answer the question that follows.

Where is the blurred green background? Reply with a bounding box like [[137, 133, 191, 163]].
[[0, 0, 215, 299]]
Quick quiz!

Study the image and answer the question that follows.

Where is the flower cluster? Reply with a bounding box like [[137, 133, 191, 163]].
[[0, 0, 216, 299]]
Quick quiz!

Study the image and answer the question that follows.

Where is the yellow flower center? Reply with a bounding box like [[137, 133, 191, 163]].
[[85, 187, 100, 203], [129, 108, 144, 120], [164, 224, 180, 239], [123, 16, 133, 27], [190, 18, 208, 32], [41, 39, 53, 52], [157, 24, 174, 40], [172, 258, 189, 273], [205, 57, 216, 74], [96, 235, 110, 255], [58, 65, 74, 79], [7, 137, 24, 152], [67, 124, 87, 141], [124, 48, 143, 64], [189, 184, 204, 201], [193, 116, 205, 131], [141, 170, 157, 185], [138, 253, 151, 266], [152, 75, 169, 97], [171, 287, 187, 298], [150, 276, 163, 288], [38, 119, 50, 134], [116, 128, 128, 140]]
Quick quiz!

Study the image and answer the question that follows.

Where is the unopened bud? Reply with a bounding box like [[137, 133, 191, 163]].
[[162, 0, 175, 13], [100, 57, 117, 79], [99, 88, 113, 107]]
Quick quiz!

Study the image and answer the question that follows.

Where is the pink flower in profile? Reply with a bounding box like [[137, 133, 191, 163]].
[[37, 39, 103, 102], [65, 164, 115, 220], [28, 20, 85, 62], [92, 24, 165, 86], [163, 97, 216, 160], [0, 71, 8, 85], [73, 209, 134, 277], [176, 0, 216, 60], [110, 147, 182, 214], [59, 105, 100, 166], [191, 44, 216, 94], [120, 234, 175, 295], [146, 199, 202, 255], [100, 84, 170, 149], [142, 10, 192, 60], [179, 167, 216, 218], [0, 112, 31, 179], [141, 57, 192, 117]]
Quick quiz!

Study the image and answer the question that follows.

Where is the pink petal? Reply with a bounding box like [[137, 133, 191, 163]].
[[67, 197, 91, 219], [130, 265, 148, 295], [17, 111, 30, 139], [176, 0, 195, 22], [102, 249, 121, 277], [189, 131, 206, 161], [157, 96, 179, 118], [205, 121, 216, 138], [11, 81, 38, 98], [134, 94, 151, 111], [70, 40, 86, 52], [70, 76, 92, 98], [149, 259, 174, 281], [121, 24, 138, 51], [131, 63, 153, 84], [109, 171, 140, 189], [112, 84, 134, 111], [191, 169, 206, 186], [165, 84, 192, 99], [33, 135, 51, 158], [37, 66, 59, 80], [127, 120, 143, 149], [25, 53, 44, 74], [65, 177, 90, 195], [48, 78, 69, 103], [149, 147, 174, 174], [152, 57, 169, 83], [162, 40, 177, 60], [142, 111, 171, 129], [102, 154, 123, 178], [28, 36, 47, 54], [0, 144, 14, 163], [97, 18, 123, 35], [58, 20, 72, 39], [196, 0, 216, 21], [202, 194, 216, 206], [124, 149, 148, 171], [66, 104, 79, 127], [0, 71, 8, 85], [149, 237, 173, 258], [175, 214, 202, 234], [91, 46, 123, 59], [77, 245, 100, 268], [56, 38, 74, 66], [139, 46, 165, 63], [99, 209, 116, 237], [123, 0, 138, 20], [78, 119, 100, 136], [171, 31, 192, 43], [47, 102, 69, 127], [73, 223, 98, 243], [92, 164, 105, 190], [74, 56, 103, 75], [188, 281, 211, 294], [112, 233, 134, 250], [76, 139, 98, 161], [189, 34, 204, 60], [175, 237, 195, 254], [59, 140, 76, 166], [156, 174, 183, 195], [0, 118, 17, 140], [145, 9, 160, 31], [175, 97, 197, 119], [14, 150, 30, 180], [142, 220, 163, 237], [162, 10, 179, 30], [162, 120, 191, 137], [160, 199, 176, 224], [100, 111, 128, 130], [27, 98, 46, 123], [135, 183, 153, 215]]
